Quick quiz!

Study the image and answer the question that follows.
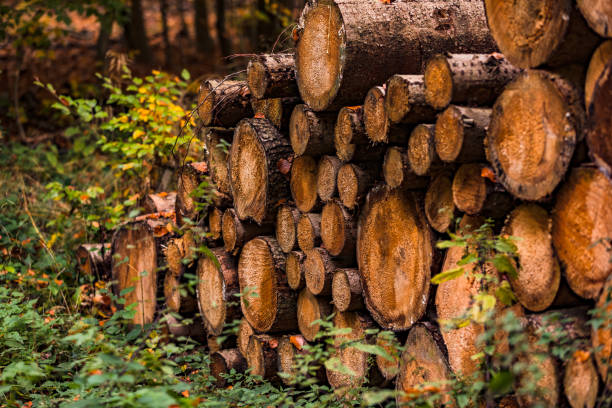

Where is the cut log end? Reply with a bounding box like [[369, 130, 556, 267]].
[[247, 60, 270, 100], [210, 349, 247, 388], [297, 288, 331, 342], [435, 106, 467, 162], [297, 213, 321, 252], [208, 207, 223, 241], [587, 58, 612, 177], [385, 74, 429, 124], [198, 80, 252, 127], [585, 40, 612, 110], [290, 155, 319, 213], [563, 351, 599, 408], [592, 276, 612, 385], [286, 251, 306, 291], [321, 200, 354, 258], [376, 332, 401, 381], [276, 206, 299, 253], [363, 86, 390, 143], [424, 55, 453, 110], [221, 209, 238, 253], [577, 0, 612, 38], [247, 53, 297, 100], [407, 124, 437, 176], [332, 268, 363, 312], [277, 335, 307, 384], [247, 335, 279, 379], [452, 163, 487, 215], [316, 156, 342, 202], [425, 172, 455, 233], [383, 147, 407, 189], [337, 163, 369, 210], [334, 106, 366, 162], [304, 247, 335, 296], [204, 128, 232, 195], [237, 318, 255, 357]]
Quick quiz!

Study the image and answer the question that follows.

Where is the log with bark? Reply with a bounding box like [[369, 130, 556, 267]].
[[486, 70, 584, 201], [251, 97, 299, 130], [424, 172, 456, 234], [286, 250, 306, 291], [247, 53, 298, 99], [210, 348, 247, 387], [423, 53, 521, 110], [336, 163, 374, 210], [246, 334, 280, 380], [295, 0, 496, 111], [198, 80, 253, 127], [316, 155, 342, 203], [304, 247, 340, 297], [164, 237, 197, 316], [204, 128, 233, 195], [331, 268, 364, 312], [357, 186, 433, 330], [290, 155, 320, 213], [222, 208, 273, 255], [289, 104, 337, 156], [407, 124, 441, 176], [296, 213, 321, 251], [76, 243, 111, 279], [483, 0, 599, 68], [384, 75, 436, 125], [320, 199, 356, 261], [228, 118, 292, 224], [238, 236, 298, 332], [297, 288, 332, 342], [452, 163, 513, 218], [552, 167, 612, 299], [176, 162, 210, 225], [434, 106, 490, 164], [585, 41, 612, 110], [143, 192, 176, 214], [382, 147, 429, 190], [363, 85, 410, 144], [275, 205, 300, 253], [196, 247, 240, 336], [334, 105, 381, 163], [586, 59, 612, 177]]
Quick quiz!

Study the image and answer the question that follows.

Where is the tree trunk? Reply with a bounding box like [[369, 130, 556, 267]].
[[452, 163, 513, 218], [286, 250, 306, 291], [275, 205, 300, 253], [385, 75, 437, 125], [331, 268, 364, 312], [237, 317, 255, 357], [247, 334, 281, 380], [563, 351, 599, 408], [407, 124, 442, 176], [289, 104, 337, 156], [297, 213, 321, 252], [304, 247, 338, 296], [198, 80, 253, 127], [247, 53, 299, 99], [238, 237, 298, 332], [222, 208, 274, 255], [334, 106, 385, 162], [316, 155, 342, 202], [552, 167, 612, 299], [337, 163, 374, 210], [363, 85, 410, 144], [196, 247, 240, 336], [194, 0, 214, 54], [357, 186, 433, 330], [297, 288, 332, 342], [204, 128, 233, 195], [435, 106, 490, 164], [124, 0, 153, 64], [290, 155, 320, 213], [215, 0, 230, 57], [486, 70, 584, 201], [484, 0, 599, 69], [143, 192, 176, 214], [295, 0, 496, 111], [586, 58, 612, 177], [424, 53, 521, 110], [585, 41, 612, 110], [210, 349, 247, 387], [229, 118, 292, 224], [320, 199, 356, 260], [76, 243, 111, 279], [502, 204, 560, 312], [424, 172, 456, 234], [251, 97, 298, 130], [382, 147, 429, 190]]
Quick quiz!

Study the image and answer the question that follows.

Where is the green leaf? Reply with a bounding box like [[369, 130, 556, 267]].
[[489, 370, 514, 395], [350, 342, 395, 362], [457, 252, 478, 266], [495, 281, 517, 306], [493, 254, 517, 278], [495, 238, 517, 254], [436, 240, 466, 249], [324, 357, 356, 377], [180, 69, 191, 81], [431, 267, 464, 285], [362, 390, 396, 405]]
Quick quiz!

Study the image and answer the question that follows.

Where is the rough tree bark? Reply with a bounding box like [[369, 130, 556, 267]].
[[198, 80, 253, 127], [385, 75, 436, 125], [247, 54, 299, 99], [289, 104, 337, 156], [210, 349, 247, 387]]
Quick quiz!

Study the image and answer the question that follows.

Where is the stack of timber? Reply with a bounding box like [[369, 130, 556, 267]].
[[93, 1, 612, 406]]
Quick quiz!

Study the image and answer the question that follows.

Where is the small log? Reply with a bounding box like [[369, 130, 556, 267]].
[[331, 268, 364, 312], [277, 334, 325, 385], [237, 317, 255, 357], [563, 350, 599, 408], [424, 53, 521, 110], [210, 348, 247, 387], [320, 199, 356, 260], [176, 162, 210, 225], [375, 331, 402, 383], [585, 41, 612, 110], [290, 155, 320, 213], [382, 146, 429, 190], [502, 204, 560, 312], [76, 243, 111, 279], [357, 186, 433, 330], [592, 275, 612, 387], [424, 172, 456, 234], [434, 106, 490, 164], [196, 247, 240, 336], [143, 192, 176, 214], [363, 85, 409, 144], [198, 79, 253, 127], [385, 75, 436, 125], [484, 0, 599, 68], [246, 334, 280, 380], [204, 128, 233, 195], [207, 335, 237, 354], [407, 124, 441, 176], [486, 70, 584, 201], [316, 155, 342, 202], [586, 59, 612, 177], [207, 207, 223, 243], [577, 0, 612, 38], [222, 208, 273, 255], [334, 106, 377, 163], [286, 250, 306, 291], [295, 0, 496, 111], [396, 324, 452, 407], [304, 247, 337, 296], [247, 53, 298, 99], [337, 163, 374, 210], [552, 167, 612, 299], [164, 237, 197, 316], [289, 104, 337, 156], [275, 205, 300, 253], [228, 118, 292, 224], [251, 97, 299, 130], [297, 288, 332, 342], [164, 314, 206, 343], [238, 237, 298, 332], [452, 163, 513, 218], [297, 213, 321, 251]]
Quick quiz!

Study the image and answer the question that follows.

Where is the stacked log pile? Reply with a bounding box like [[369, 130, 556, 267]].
[[100, 1, 612, 406]]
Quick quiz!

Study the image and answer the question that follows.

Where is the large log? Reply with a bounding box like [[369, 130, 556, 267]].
[[204, 128, 233, 195], [434, 106, 490, 164], [142, 192, 176, 214], [424, 53, 521, 110], [552, 167, 612, 299], [586, 59, 612, 177], [228, 118, 292, 224], [363, 85, 409, 144], [247, 53, 298, 99], [407, 124, 441, 176], [238, 236, 298, 332], [289, 104, 336, 157], [577, 0, 612, 38], [198, 80, 252, 127], [384, 75, 436, 125], [196, 247, 240, 336], [320, 199, 356, 260], [484, 0, 599, 69], [290, 155, 320, 213], [452, 163, 513, 218], [286, 250, 306, 291], [486, 70, 584, 201], [331, 268, 364, 312], [76, 243, 111, 279], [585, 41, 612, 110], [424, 172, 456, 234], [297, 213, 321, 252], [357, 186, 433, 330], [502, 204, 560, 312], [222, 208, 273, 255], [337, 163, 374, 210], [295, 0, 496, 111], [275, 205, 300, 253], [251, 97, 299, 130], [297, 288, 332, 342], [210, 349, 247, 387], [382, 147, 429, 190], [316, 155, 342, 203]]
